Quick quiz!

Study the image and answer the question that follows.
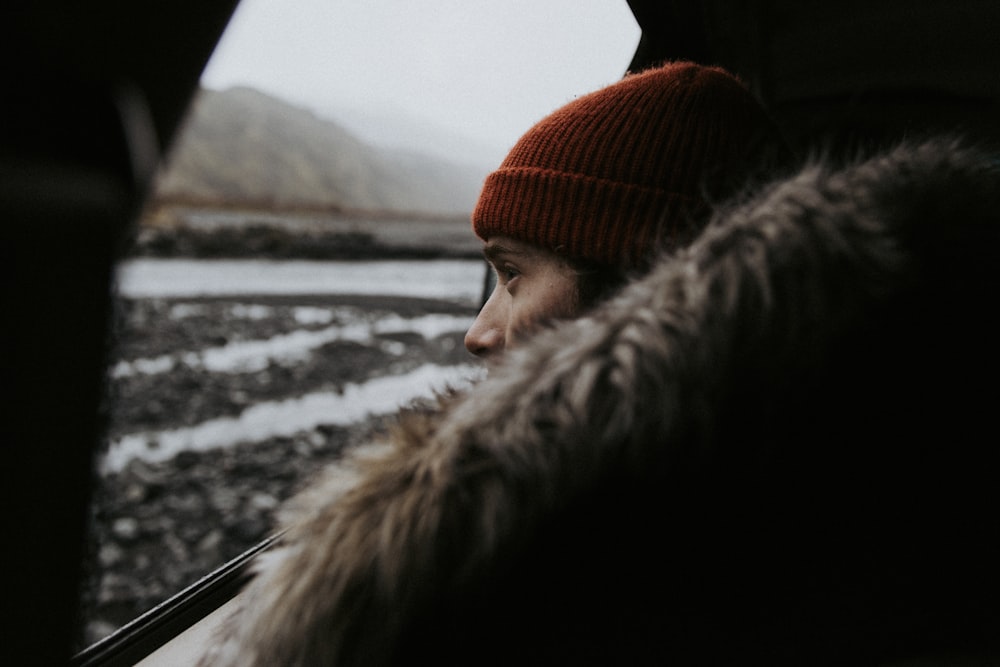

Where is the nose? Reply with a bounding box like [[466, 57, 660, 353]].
[[464, 290, 505, 357]]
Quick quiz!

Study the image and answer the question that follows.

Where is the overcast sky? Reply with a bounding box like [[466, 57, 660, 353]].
[[200, 0, 641, 168]]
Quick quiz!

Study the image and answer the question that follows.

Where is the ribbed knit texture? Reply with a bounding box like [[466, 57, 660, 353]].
[[473, 61, 781, 268]]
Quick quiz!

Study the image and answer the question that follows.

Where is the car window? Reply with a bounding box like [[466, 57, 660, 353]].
[[75, 0, 639, 652]]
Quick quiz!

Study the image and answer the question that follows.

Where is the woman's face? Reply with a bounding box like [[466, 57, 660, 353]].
[[464, 236, 580, 358]]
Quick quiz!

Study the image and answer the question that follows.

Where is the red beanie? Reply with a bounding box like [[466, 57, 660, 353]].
[[472, 61, 783, 269]]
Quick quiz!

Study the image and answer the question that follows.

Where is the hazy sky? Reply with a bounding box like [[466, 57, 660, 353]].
[[200, 0, 641, 168]]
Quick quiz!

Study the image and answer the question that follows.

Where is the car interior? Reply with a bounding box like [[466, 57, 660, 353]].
[[3, 1, 998, 665]]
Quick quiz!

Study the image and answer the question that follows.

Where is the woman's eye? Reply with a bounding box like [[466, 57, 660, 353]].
[[496, 265, 520, 283]]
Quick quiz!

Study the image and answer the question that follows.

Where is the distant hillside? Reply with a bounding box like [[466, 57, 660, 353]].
[[153, 86, 488, 215]]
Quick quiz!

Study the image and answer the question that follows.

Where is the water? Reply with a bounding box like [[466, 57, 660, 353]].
[[110, 312, 477, 378], [102, 362, 482, 473], [105, 258, 486, 472], [114, 258, 485, 303]]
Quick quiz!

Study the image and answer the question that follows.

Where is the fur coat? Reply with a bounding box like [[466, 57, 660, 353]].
[[200, 138, 1000, 666]]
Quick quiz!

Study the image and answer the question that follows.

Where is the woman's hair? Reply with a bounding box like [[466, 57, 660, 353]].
[[570, 258, 632, 311]]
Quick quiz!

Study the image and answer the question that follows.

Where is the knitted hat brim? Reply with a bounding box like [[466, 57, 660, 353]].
[[474, 166, 705, 267]]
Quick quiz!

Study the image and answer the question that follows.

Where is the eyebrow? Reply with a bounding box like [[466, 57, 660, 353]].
[[482, 241, 527, 264]]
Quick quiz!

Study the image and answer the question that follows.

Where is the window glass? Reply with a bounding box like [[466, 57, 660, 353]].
[[76, 0, 639, 650]]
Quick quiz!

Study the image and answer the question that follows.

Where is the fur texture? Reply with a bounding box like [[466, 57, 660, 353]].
[[200, 138, 1000, 666]]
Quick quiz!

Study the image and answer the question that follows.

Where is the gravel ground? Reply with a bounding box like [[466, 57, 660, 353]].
[[74, 291, 479, 652]]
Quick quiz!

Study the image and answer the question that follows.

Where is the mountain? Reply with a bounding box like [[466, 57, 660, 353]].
[[153, 86, 489, 215], [327, 102, 507, 169]]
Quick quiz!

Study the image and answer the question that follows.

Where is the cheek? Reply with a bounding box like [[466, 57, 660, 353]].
[[534, 286, 579, 322], [509, 276, 579, 337], [538, 268, 582, 319]]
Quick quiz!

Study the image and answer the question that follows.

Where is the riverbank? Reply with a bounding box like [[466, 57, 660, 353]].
[[130, 204, 481, 260], [76, 286, 481, 651]]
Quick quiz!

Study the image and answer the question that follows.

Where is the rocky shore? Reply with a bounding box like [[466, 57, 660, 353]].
[[74, 289, 478, 652]]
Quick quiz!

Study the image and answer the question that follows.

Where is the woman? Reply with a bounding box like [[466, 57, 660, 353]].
[[465, 60, 788, 356]]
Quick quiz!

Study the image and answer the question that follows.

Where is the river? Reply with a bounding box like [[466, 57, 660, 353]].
[[115, 257, 486, 302], [102, 257, 486, 473]]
